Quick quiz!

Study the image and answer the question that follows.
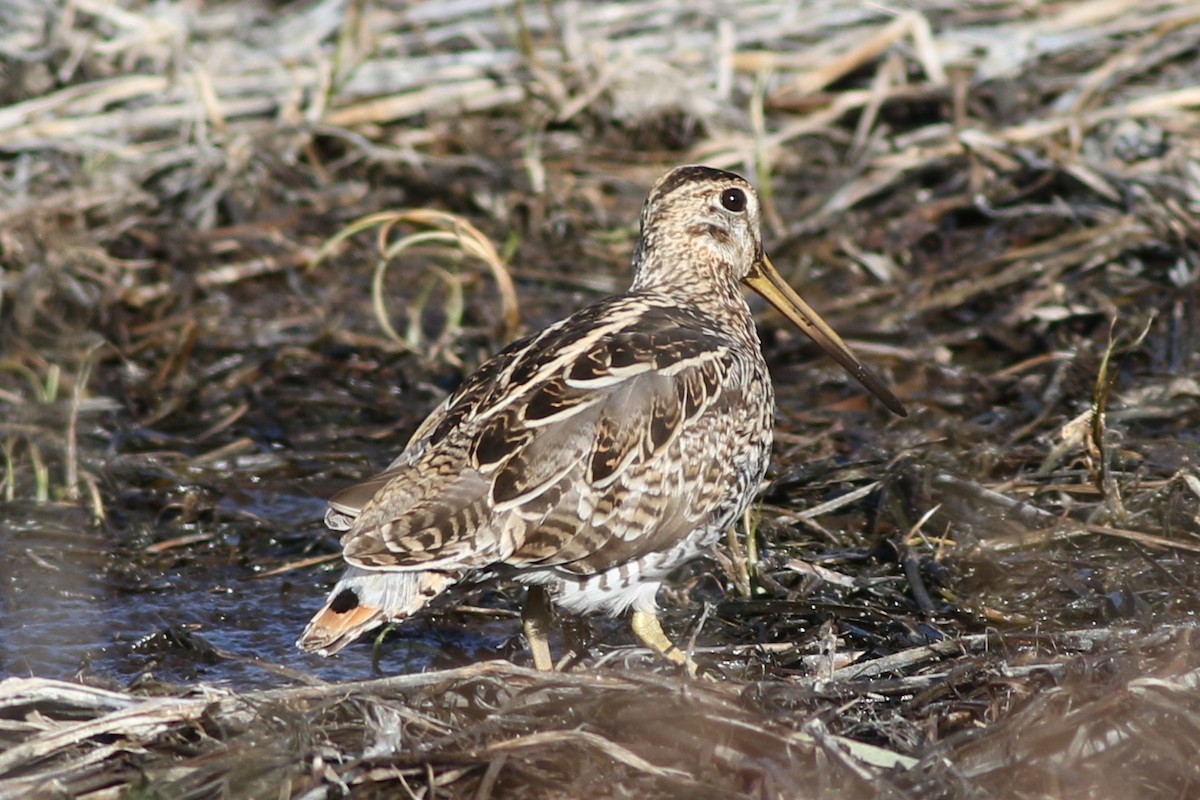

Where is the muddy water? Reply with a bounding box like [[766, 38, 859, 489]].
[[0, 479, 515, 691]]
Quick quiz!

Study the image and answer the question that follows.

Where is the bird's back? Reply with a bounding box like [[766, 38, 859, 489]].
[[331, 292, 774, 584]]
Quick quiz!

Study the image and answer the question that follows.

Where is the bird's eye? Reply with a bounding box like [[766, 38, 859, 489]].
[[720, 188, 747, 212]]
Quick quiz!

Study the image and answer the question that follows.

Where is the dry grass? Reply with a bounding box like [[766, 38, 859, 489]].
[[2, 0, 1200, 797]]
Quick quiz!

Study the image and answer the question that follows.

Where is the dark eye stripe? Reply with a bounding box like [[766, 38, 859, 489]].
[[720, 188, 746, 212]]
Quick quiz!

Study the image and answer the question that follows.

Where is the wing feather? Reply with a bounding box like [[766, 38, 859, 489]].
[[329, 298, 749, 576]]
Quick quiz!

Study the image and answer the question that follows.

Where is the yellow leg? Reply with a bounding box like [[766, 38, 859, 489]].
[[631, 610, 695, 676], [522, 586, 554, 671]]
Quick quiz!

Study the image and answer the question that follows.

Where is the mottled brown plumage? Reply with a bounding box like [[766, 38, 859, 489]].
[[297, 165, 905, 668]]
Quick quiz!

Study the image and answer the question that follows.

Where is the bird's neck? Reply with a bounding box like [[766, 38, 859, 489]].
[[630, 252, 760, 344]]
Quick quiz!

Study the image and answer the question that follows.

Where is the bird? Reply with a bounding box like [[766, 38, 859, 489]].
[[297, 165, 905, 671]]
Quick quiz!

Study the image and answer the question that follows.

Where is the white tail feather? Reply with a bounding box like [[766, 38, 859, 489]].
[[296, 567, 457, 655]]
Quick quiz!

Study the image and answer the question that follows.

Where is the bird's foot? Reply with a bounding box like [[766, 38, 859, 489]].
[[631, 609, 696, 677]]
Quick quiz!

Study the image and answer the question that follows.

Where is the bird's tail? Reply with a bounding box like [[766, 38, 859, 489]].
[[296, 566, 458, 655]]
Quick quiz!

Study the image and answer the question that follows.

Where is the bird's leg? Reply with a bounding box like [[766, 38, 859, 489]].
[[631, 610, 695, 676], [522, 585, 554, 671]]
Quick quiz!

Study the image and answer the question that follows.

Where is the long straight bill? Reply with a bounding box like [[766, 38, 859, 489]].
[[744, 255, 907, 416]]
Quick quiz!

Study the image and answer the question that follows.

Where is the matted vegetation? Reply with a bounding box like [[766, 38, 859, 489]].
[[2, 0, 1199, 797]]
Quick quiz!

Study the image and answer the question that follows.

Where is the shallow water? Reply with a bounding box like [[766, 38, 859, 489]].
[[0, 480, 516, 691]]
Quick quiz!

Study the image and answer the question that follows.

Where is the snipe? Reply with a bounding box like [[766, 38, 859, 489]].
[[297, 165, 905, 671]]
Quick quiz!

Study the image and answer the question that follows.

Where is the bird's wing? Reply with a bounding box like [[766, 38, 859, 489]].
[[500, 340, 743, 574], [335, 299, 746, 574]]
